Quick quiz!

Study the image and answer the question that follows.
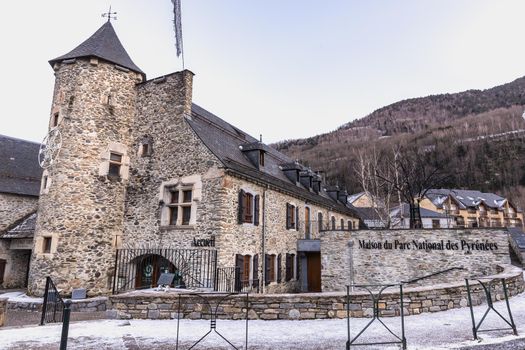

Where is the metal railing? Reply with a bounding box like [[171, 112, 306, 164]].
[[215, 267, 259, 293], [40, 276, 64, 325], [112, 248, 217, 294], [465, 277, 517, 340], [346, 284, 406, 350]]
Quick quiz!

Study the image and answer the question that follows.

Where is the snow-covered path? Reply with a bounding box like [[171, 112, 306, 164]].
[[2, 292, 525, 349]]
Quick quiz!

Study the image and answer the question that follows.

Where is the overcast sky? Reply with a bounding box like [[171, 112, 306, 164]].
[[3, 0, 525, 144]]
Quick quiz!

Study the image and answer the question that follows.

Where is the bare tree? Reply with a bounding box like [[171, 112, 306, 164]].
[[354, 147, 398, 228], [375, 145, 451, 228]]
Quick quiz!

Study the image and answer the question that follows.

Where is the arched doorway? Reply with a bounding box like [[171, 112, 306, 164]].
[[134, 254, 178, 289]]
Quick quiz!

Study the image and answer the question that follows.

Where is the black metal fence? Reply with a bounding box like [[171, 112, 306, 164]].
[[215, 267, 259, 293], [112, 248, 218, 294], [466, 277, 518, 340], [40, 276, 64, 325], [175, 292, 250, 350], [346, 284, 407, 350]]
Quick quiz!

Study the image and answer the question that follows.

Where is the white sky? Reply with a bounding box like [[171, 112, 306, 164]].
[[2, 0, 525, 144]]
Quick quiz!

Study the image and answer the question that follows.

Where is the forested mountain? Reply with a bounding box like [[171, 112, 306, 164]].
[[273, 76, 525, 210]]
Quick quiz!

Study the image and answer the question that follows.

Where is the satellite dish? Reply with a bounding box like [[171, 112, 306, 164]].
[[38, 128, 62, 169]]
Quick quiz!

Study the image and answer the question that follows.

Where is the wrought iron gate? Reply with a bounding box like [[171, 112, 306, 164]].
[[40, 276, 64, 325]]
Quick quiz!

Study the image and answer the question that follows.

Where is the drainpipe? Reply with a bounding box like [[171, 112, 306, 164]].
[[261, 185, 268, 293]]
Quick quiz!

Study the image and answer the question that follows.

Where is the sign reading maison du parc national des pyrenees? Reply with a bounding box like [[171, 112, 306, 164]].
[[358, 239, 499, 252]]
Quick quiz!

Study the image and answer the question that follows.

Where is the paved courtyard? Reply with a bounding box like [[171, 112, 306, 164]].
[[2, 291, 525, 349]]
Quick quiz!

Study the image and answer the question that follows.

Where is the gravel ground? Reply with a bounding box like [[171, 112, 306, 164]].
[[1, 293, 525, 349]]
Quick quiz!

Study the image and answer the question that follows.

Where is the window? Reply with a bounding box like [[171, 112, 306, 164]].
[[285, 253, 295, 281], [265, 254, 276, 285], [259, 151, 265, 166], [340, 218, 344, 230], [166, 188, 193, 226], [286, 203, 296, 229], [108, 152, 122, 177], [238, 190, 259, 225], [305, 207, 311, 238], [43, 176, 48, 190], [348, 220, 352, 230], [141, 143, 149, 157], [52, 113, 59, 127], [43, 237, 52, 254], [331, 216, 336, 230], [318, 212, 323, 231], [432, 219, 440, 228], [235, 254, 252, 288]]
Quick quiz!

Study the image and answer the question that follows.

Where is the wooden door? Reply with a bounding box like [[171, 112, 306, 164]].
[[306, 253, 321, 292], [0, 259, 6, 285]]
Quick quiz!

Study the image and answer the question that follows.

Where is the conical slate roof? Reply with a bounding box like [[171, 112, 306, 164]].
[[49, 21, 144, 76]]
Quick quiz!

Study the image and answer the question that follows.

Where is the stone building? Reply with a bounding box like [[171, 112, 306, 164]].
[[25, 21, 359, 296], [0, 135, 42, 288]]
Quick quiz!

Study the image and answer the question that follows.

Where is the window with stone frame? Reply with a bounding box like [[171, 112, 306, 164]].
[[331, 216, 336, 230], [43, 237, 52, 254], [340, 218, 344, 230], [347, 220, 352, 230], [166, 187, 193, 226], [432, 219, 440, 228], [108, 152, 122, 177], [237, 190, 260, 225]]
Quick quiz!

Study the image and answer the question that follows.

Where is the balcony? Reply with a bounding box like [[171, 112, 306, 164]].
[[300, 220, 355, 234], [504, 211, 517, 218], [448, 209, 460, 215], [479, 211, 487, 217]]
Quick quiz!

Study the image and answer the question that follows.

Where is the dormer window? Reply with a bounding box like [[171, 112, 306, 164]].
[[259, 151, 265, 167]]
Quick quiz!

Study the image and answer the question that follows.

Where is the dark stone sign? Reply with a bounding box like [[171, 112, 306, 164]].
[[358, 239, 498, 252], [157, 273, 175, 286], [192, 236, 215, 247]]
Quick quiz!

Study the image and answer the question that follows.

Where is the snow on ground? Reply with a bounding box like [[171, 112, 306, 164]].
[[2, 293, 525, 349]]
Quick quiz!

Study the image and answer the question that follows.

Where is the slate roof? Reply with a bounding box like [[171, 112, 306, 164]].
[[347, 192, 365, 204], [391, 203, 448, 219], [0, 135, 42, 196], [1, 212, 37, 239], [49, 21, 144, 77], [508, 227, 525, 251], [426, 189, 513, 211], [188, 104, 356, 216]]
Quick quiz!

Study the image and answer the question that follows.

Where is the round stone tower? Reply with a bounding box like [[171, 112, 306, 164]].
[[28, 21, 145, 296]]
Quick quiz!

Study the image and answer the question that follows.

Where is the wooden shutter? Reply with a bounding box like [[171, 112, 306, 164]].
[[296, 206, 300, 231], [238, 190, 245, 224], [252, 254, 259, 287], [264, 254, 270, 285], [285, 253, 291, 281], [277, 254, 282, 283], [286, 203, 291, 229], [254, 195, 260, 226], [235, 254, 244, 292]]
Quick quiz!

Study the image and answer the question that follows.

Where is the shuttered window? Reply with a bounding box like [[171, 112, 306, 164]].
[[252, 254, 259, 287], [285, 253, 295, 281], [265, 254, 276, 285], [286, 203, 296, 229], [277, 254, 282, 283], [238, 190, 258, 224]]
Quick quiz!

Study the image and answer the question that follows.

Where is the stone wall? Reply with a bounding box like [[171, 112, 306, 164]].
[[0, 193, 38, 232], [0, 298, 6, 327], [28, 58, 143, 296], [320, 229, 511, 291], [123, 71, 225, 250], [0, 193, 37, 288], [107, 265, 524, 320]]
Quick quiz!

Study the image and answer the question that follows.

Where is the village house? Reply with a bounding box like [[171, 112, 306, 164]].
[[421, 189, 523, 229]]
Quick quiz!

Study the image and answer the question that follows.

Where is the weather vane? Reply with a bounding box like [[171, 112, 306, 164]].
[[102, 5, 117, 22]]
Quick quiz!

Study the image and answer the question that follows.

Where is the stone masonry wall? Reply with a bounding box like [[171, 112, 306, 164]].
[[0, 193, 37, 288], [123, 71, 225, 250], [108, 265, 524, 320], [320, 229, 511, 291], [28, 58, 143, 296], [219, 174, 357, 293], [0, 193, 38, 232]]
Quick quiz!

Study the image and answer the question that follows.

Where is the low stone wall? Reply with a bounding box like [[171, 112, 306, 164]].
[[6, 296, 108, 312], [108, 265, 524, 320]]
